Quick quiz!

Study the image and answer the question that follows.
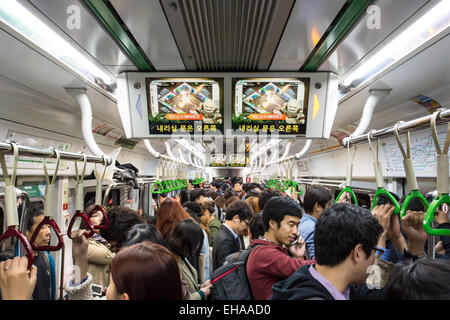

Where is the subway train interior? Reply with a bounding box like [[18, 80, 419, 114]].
[[0, 0, 449, 304]]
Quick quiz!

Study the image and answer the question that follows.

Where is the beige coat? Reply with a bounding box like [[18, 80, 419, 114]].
[[177, 255, 202, 300], [87, 238, 115, 288]]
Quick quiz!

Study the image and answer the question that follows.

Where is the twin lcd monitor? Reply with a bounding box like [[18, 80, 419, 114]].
[[118, 72, 339, 140]]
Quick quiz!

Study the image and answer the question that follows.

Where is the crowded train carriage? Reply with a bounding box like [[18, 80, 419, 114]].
[[0, 0, 449, 309]]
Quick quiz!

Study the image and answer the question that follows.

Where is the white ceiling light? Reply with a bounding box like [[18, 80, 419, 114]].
[[0, 0, 115, 87], [341, 0, 449, 90]]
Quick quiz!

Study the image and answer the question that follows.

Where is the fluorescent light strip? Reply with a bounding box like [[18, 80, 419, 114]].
[[0, 0, 115, 86], [342, 0, 449, 89]]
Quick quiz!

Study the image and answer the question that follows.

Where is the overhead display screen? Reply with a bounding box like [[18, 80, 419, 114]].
[[228, 154, 246, 167], [146, 78, 223, 135], [210, 154, 227, 167], [233, 78, 309, 135]]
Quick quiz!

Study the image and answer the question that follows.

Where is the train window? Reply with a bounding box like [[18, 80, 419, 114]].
[[84, 189, 120, 208]]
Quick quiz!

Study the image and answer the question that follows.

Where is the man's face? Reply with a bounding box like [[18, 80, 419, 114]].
[[197, 195, 207, 204], [272, 215, 300, 247], [236, 217, 250, 236], [233, 183, 242, 193], [355, 247, 377, 284], [26, 214, 51, 247]]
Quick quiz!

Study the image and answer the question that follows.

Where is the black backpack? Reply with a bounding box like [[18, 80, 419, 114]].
[[210, 244, 263, 300]]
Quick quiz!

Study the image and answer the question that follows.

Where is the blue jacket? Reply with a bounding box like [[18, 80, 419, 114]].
[[298, 214, 317, 259]]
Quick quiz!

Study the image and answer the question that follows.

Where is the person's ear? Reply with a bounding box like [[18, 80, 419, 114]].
[[119, 292, 130, 300], [269, 219, 278, 230], [351, 244, 363, 264]]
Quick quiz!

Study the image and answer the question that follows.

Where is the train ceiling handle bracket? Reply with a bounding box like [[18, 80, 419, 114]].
[[423, 112, 450, 236], [368, 131, 400, 215], [90, 156, 110, 230], [393, 123, 428, 218], [68, 154, 95, 239], [335, 143, 358, 205], [30, 149, 65, 251], [0, 142, 34, 269]]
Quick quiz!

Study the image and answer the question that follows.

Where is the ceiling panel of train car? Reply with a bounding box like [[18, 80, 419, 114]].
[[270, 0, 346, 71], [28, 0, 138, 75], [289, 32, 450, 158], [318, 0, 430, 75], [109, 0, 185, 71], [159, 0, 296, 71], [0, 24, 121, 132]]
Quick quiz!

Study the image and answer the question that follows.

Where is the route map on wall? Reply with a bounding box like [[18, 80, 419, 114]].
[[380, 125, 449, 177]]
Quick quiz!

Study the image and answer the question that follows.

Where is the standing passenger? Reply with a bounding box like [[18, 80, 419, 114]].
[[166, 219, 212, 300], [85, 204, 115, 290], [246, 196, 314, 300], [212, 200, 252, 270], [271, 203, 386, 300], [298, 187, 332, 259]]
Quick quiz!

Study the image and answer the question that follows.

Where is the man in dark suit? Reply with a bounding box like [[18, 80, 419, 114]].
[[212, 200, 253, 271]]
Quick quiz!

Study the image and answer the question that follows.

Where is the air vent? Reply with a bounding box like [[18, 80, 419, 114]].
[[161, 0, 295, 71]]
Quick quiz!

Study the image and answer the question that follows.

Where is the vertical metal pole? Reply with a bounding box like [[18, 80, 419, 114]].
[[59, 244, 65, 299]]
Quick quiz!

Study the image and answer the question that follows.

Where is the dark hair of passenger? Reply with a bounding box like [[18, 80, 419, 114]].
[[303, 187, 332, 214], [258, 188, 282, 212], [206, 190, 218, 200], [374, 191, 400, 206], [166, 219, 204, 258], [400, 194, 427, 212], [215, 195, 226, 210], [220, 183, 230, 193], [385, 258, 450, 300], [246, 183, 262, 193], [225, 196, 239, 209], [182, 201, 201, 216], [99, 206, 145, 249], [179, 189, 190, 205], [314, 203, 383, 266], [122, 223, 166, 248], [111, 241, 183, 300], [200, 201, 216, 217], [224, 199, 253, 221], [155, 198, 192, 242], [262, 196, 303, 231], [249, 214, 264, 240], [26, 201, 44, 231], [189, 188, 207, 202], [224, 190, 237, 200], [183, 206, 200, 223]]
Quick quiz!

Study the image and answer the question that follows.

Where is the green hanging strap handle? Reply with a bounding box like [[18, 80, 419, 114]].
[[290, 181, 304, 196], [423, 112, 450, 236], [336, 143, 358, 205], [368, 131, 401, 215], [151, 180, 164, 194], [393, 123, 429, 218]]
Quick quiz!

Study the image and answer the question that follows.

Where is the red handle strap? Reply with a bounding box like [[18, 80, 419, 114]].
[[89, 205, 110, 230], [29, 217, 64, 251], [0, 227, 35, 269], [67, 211, 96, 239]]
